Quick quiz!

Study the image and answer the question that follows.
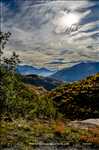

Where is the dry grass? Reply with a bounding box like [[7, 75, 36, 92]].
[[80, 126, 99, 144]]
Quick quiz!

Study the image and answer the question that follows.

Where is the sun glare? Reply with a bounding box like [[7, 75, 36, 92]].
[[53, 12, 80, 33], [61, 13, 80, 28]]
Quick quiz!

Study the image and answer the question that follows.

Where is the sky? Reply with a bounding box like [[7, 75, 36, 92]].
[[1, 0, 99, 69]]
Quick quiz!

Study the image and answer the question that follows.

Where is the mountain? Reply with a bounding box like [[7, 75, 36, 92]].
[[51, 61, 99, 82], [22, 74, 63, 91], [38, 67, 55, 76], [16, 65, 55, 77]]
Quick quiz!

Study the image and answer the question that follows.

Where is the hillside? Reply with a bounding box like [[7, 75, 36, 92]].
[[49, 73, 99, 120], [1, 65, 99, 120], [0, 66, 56, 119], [51, 61, 99, 82], [22, 74, 63, 90]]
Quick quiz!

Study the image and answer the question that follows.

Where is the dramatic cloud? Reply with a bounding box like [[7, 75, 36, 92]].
[[1, 0, 99, 69]]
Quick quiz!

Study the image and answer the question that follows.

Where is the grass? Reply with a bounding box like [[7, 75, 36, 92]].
[[1, 118, 98, 149]]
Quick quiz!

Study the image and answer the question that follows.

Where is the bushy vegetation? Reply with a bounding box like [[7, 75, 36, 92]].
[[49, 73, 99, 120], [1, 119, 98, 149], [0, 66, 57, 119]]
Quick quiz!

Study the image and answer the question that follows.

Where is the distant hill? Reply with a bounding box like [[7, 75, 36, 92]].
[[49, 73, 99, 120], [51, 61, 99, 82], [22, 74, 63, 91], [16, 65, 55, 77]]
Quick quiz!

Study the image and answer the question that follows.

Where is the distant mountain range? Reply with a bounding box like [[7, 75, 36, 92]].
[[16, 62, 99, 82], [16, 65, 55, 77], [51, 61, 99, 82]]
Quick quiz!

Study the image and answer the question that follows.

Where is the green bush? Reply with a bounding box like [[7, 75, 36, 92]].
[[28, 96, 56, 119], [0, 66, 57, 119]]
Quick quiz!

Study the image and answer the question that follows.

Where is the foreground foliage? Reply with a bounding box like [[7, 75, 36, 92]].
[[1, 119, 99, 149], [80, 127, 99, 144]]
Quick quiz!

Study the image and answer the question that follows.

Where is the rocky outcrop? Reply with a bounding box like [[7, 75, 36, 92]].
[[69, 119, 99, 129]]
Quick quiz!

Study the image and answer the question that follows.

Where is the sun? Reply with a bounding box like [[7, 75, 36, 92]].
[[62, 13, 80, 27], [53, 11, 80, 33]]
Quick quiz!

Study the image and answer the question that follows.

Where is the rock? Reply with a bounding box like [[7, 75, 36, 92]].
[[69, 119, 99, 129]]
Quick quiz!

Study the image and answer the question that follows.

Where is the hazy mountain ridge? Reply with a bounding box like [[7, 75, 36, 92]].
[[51, 61, 99, 82], [16, 65, 55, 77]]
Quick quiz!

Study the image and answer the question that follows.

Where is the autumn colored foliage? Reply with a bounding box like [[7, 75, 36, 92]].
[[80, 126, 99, 144], [49, 73, 99, 120]]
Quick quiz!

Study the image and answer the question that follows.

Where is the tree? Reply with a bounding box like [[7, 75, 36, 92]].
[[0, 31, 11, 63], [0, 31, 20, 72], [0, 31, 20, 117], [3, 52, 20, 73]]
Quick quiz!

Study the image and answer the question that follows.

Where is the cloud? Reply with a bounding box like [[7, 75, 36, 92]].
[[1, 0, 99, 69]]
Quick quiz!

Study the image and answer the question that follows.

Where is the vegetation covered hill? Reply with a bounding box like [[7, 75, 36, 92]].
[[22, 74, 63, 91], [1, 65, 99, 121], [49, 73, 99, 120], [0, 66, 57, 120]]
